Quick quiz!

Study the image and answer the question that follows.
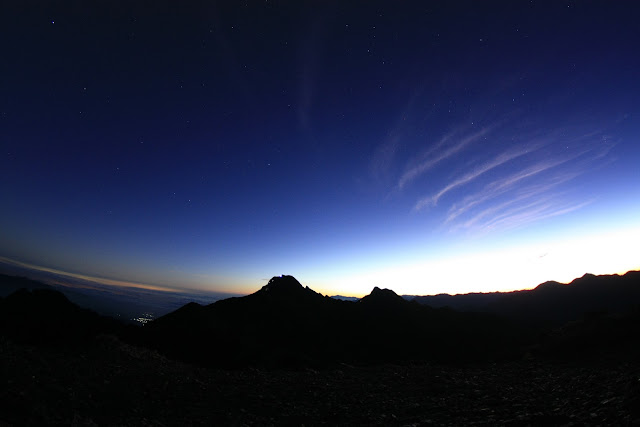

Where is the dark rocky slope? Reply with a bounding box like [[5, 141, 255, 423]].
[[1, 335, 639, 426]]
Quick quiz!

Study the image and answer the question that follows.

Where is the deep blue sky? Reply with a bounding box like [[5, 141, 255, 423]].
[[2, 1, 639, 296]]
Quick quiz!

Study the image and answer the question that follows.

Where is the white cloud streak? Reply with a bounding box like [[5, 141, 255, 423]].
[[445, 154, 587, 224], [383, 111, 615, 235], [397, 126, 493, 191], [446, 165, 592, 231], [444, 137, 615, 231], [413, 143, 538, 211], [479, 198, 595, 232]]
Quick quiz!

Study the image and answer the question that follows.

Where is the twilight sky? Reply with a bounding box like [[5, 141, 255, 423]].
[[2, 2, 639, 297]]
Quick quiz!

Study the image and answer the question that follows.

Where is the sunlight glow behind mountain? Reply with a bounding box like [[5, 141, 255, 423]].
[[1, 3, 639, 299], [310, 224, 640, 297]]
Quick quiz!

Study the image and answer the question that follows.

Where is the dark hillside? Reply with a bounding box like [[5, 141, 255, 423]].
[[486, 271, 640, 327], [411, 271, 640, 327], [0, 287, 128, 346], [0, 274, 55, 297], [142, 276, 525, 367], [144, 276, 354, 367]]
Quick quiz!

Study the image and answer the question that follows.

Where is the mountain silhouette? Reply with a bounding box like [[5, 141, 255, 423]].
[[2, 271, 638, 368], [360, 286, 407, 307], [142, 275, 352, 367], [142, 275, 522, 367], [0, 273, 55, 297], [1, 272, 638, 426], [410, 271, 640, 327], [256, 275, 312, 296], [0, 287, 125, 346]]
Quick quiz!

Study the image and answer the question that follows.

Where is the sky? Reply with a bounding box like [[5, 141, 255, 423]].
[[2, 1, 639, 297]]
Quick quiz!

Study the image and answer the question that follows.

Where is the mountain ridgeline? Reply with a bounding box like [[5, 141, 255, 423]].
[[0, 285, 128, 346], [1, 272, 639, 368], [141, 273, 640, 367], [141, 275, 522, 367], [408, 271, 640, 327]]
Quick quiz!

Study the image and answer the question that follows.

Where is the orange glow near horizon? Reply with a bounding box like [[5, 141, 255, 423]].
[[2, 223, 638, 300]]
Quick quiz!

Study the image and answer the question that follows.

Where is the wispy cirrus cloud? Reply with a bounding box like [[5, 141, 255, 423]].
[[444, 138, 615, 231], [370, 134, 401, 183], [413, 142, 539, 211], [387, 112, 617, 234], [445, 153, 589, 224], [397, 125, 493, 191], [476, 197, 595, 233]]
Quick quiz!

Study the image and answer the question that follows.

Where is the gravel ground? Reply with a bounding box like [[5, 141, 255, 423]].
[[1, 335, 639, 426]]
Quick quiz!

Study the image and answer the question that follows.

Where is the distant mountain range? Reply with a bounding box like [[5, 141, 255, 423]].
[[0, 285, 127, 346], [407, 271, 640, 326], [1, 271, 639, 367], [330, 294, 360, 301], [0, 272, 237, 324]]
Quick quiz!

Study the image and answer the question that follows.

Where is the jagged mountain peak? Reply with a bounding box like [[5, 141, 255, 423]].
[[252, 275, 323, 302], [261, 275, 304, 293], [370, 286, 399, 296], [360, 286, 406, 306]]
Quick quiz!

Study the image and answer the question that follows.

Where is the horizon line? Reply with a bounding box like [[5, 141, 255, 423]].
[[1, 255, 637, 301]]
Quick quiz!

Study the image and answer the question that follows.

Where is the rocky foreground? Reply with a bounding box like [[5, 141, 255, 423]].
[[1, 335, 639, 426]]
